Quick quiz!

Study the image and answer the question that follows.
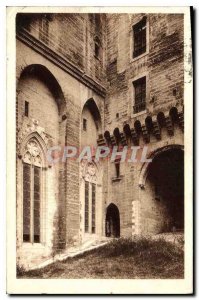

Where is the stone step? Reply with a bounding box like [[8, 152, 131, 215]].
[[28, 237, 110, 271]]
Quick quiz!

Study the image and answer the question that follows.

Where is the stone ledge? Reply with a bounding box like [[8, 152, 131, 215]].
[[27, 240, 109, 271], [112, 175, 124, 182]]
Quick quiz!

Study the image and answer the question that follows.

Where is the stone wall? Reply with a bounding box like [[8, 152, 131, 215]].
[[16, 12, 184, 269], [105, 13, 184, 131], [16, 36, 105, 268], [104, 13, 184, 237], [16, 13, 106, 85]]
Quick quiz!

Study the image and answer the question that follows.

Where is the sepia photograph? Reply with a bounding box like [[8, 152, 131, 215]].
[[6, 5, 193, 294]]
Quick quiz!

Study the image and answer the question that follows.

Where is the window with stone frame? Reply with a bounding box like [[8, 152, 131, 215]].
[[91, 183, 96, 233], [133, 76, 146, 114], [83, 118, 87, 131], [25, 101, 29, 117], [84, 181, 89, 233], [133, 17, 147, 58], [115, 158, 120, 178], [22, 138, 43, 243], [84, 181, 96, 234]]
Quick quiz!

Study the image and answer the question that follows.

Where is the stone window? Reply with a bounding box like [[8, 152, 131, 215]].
[[25, 101, 29, 117], [84, 180, 96, 234], [133, 17, 147, 58], [133, 76, 146, 113], [84, 181, 89, 232], [23, 163, 31, 242], [115, 160, 120, 178], [83, 118, 87, 131], [91, 183, 96, 233], [22, 138, 43, 243]]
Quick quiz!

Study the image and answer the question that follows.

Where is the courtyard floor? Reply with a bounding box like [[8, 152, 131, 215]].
[[18, 236, 184, 279]]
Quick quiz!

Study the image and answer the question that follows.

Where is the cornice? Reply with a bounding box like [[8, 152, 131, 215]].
[[16, 28, 106, 98]]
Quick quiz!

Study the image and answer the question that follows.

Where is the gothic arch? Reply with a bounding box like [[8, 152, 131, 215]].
[[139, 144, 184, 188], [20, 132, 49, 167], [17, 64, 66, 114], [82, 98, 102, 133], [17, 63, 67, 249], [20, 134, 48, 244]]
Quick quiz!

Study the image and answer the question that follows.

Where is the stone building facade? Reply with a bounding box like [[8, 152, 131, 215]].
[[16, 13, 184, 269]]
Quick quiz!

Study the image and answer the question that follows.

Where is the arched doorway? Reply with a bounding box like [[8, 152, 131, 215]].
[[140, 147, 184, 234], [106, 204, 120, 237]]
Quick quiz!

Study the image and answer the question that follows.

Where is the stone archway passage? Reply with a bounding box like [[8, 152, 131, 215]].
[[106, 203, 120, 238], [147, 148, 184, 233]]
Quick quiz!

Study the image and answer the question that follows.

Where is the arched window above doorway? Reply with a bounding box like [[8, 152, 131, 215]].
[[81, 98, 102, 149], [18, 64, 65, 115]]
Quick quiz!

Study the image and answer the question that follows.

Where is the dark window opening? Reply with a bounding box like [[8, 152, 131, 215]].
[[33, 166, 40, 243], [25, 101, 29, 117], [133, 17, 147, 58], [84, 181, 96, 234], [133, 77, 146, 113], [23, 163, 41, 243], [115, 161, 120, 178], [23, 234, 30, 242], [34, 235, 40, 243], [91, 184, 96, 233], [23, 163, 31, 242], [85, 181, 89, 233], [83, 118, 87, 131]]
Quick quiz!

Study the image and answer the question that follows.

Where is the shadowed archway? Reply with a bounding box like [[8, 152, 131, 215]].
[[148, 148, 184, 231], [105, 203, 120, 238], [140, 147, 184, 234]]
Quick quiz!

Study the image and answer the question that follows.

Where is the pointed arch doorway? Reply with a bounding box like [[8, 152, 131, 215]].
[[139, 146, 184, 233], [105, 203, 120, 238]]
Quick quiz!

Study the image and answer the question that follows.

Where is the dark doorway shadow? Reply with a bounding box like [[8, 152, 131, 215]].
[[106, 203, 120, 237]]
